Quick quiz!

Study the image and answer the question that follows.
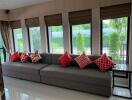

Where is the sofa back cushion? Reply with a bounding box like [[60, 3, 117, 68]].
[[51, 54, 111, 66], [40, 53, 52, 64], [70, 55, 103, 66], [51, 54, 79, 65], [51, 54, 62, 65]]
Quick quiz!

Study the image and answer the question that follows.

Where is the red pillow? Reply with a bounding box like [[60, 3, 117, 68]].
[[94, 53, 114, 71], [74, 53, 92, 69], [10, 52, 20, 62], [30, 50, 42, 63], [20, 52, 30, 63], [58, 52, 72, 67]]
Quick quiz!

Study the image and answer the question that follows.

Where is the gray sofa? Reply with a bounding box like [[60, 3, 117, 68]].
[[2, 53, 112, 97], [2, 53, 52, 82]]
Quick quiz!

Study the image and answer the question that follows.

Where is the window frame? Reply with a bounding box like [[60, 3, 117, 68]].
[[12, 28, 23, 52], [27, 27, 31, 52], [12, 29, 16, 51], [46, 25, 50, 53], [100, 17, 130, 64], [70, 23, 92, 54]]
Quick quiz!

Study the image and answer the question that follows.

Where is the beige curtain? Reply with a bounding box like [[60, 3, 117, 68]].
[[0, 21, 11, 53]]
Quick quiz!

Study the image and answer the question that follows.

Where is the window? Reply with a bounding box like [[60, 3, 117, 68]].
[[69, 9, 92, 54], [45, 14, 64, 54], [100, 3, 131, 64], [48, 26, 64, 54], [25, 17, 41, 52], [13, 28, 23, 52], [71, 24, 91, 54], [102, 17, 129, 64], [28, 27, 41, 52], [10, 20, 23, 52]]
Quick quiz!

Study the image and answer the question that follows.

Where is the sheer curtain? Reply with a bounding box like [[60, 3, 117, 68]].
[[0, 21, 10, 53], [0, 21, 11, 61]]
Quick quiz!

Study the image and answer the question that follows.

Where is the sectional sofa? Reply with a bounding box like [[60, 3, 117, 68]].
[[2, 53, 112, 97]]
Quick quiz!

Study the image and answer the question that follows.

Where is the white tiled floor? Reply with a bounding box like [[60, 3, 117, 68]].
[[3, 77, 130, 100]]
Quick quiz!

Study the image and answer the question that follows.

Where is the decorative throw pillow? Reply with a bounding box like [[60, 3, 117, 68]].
[[30, 50, 42, 63], [20, 52, 30, 63], [10, 52, 20, 62], [74, 53, 92, 69], [58, 51, 72, 67], [94, 53, 114, 71]]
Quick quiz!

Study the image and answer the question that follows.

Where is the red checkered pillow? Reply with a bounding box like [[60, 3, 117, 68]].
[[94, 53, 114, 71], [10, 52, 20, 62], [30, 50, 42, 63], [20, 52, 30, 63], [74, 53, 92, 69], [58, 51, 72, 67]]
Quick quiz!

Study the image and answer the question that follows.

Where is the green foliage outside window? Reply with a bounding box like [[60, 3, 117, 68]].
[[48, 26, 64, 54], [13, 28, 23, 52], [76, 32, 85, 54], [29, 27, 41, 52], [103, 17, 128, 63], [109, 32, 120, 63], [0, 37, 2, 48], [72, 24, 91, 54], [0, 35, 4, 63]]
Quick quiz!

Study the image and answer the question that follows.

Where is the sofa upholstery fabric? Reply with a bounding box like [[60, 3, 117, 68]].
[[2, 62, 48, 82]]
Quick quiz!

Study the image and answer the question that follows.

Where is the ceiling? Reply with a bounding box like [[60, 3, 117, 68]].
[[0, 0, 52, 10]]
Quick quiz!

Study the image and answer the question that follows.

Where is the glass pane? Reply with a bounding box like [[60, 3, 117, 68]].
[[0, 35, 4, 63], [13, 28, 23, 52], [72, 24, 91, 55], [102, 17, 128, 64], [48, 26, 64, 54], [29, 27, 41, 52], [0, 49, 4, 63]]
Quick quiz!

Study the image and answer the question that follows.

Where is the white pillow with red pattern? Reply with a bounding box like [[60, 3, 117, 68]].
[[30, 50, 42, 63], [74, 52, 92, 69]]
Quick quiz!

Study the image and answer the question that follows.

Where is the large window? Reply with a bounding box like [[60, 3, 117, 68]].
[[28, 27, 41, 52], [48, 26, 64, 54], [100, 3, 131, 64], [45, 14, 64, 54], [13, 28, 23, 52], [71, 24, 91, 54], [69, 9, 92, 55], [25, 17, 41, 52], [102, 17, 129, 64]]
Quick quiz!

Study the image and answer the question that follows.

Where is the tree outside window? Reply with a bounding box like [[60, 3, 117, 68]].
[[48, 26, 64, 54], [72, 24, 91, 54], [29, 27, 41, 52], [13, 28, 23, 52], [102, 17, 128, 64]]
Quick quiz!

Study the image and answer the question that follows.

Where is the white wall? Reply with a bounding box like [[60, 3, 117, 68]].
[[92, 8, 100, 55], [9, 0, 131, 20]]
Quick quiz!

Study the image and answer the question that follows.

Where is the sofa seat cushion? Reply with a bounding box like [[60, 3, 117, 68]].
[[40, 65, 111, 87], [2, 62, 48, 74]]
